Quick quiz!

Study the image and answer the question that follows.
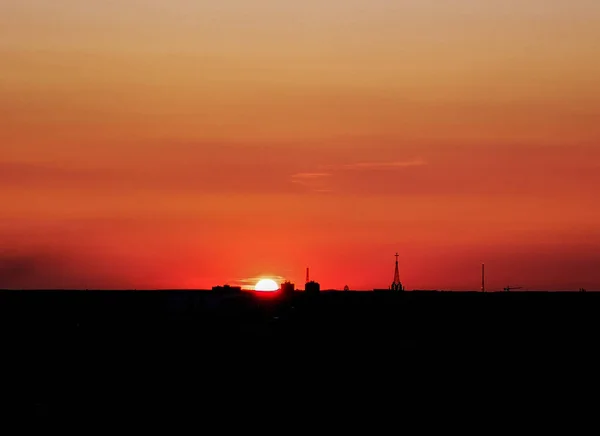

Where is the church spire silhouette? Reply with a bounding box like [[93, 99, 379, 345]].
[[391, 252, 403, 291]]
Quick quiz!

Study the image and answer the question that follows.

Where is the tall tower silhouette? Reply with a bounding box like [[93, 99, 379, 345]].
[[391, 253, 403, 291], [481, 263, 485, 292]]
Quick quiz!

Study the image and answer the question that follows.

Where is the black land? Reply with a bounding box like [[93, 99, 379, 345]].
[[2, 290, 597, 417]]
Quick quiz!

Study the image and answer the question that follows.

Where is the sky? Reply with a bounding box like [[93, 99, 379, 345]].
[[1, 1, 599, 290]]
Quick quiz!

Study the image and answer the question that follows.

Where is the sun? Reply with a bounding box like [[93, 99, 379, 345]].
[[255, 279, 279, 292]]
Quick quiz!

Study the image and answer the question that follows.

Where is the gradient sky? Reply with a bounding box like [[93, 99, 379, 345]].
[[2, 1, 599, 290]]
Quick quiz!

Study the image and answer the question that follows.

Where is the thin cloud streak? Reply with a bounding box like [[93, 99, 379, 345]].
[[290, 172, 333, 193], [290, 173, 333, 180], [290, 160, 425, 193], [237, 276, 286, 290], [340, 159, 427, 170]]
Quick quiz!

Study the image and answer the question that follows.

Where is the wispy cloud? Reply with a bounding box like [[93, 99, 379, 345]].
[[290, 172, 332, 180], [340, 159, 426, 170], [236, 276, 287, 290], [0, 161, 119, 187], [290, 159, 425, 193], [290, 172, 333, 192], [0, 248, 124, 290]]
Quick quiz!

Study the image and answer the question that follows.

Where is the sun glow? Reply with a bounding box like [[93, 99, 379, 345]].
[[255, 279, 279, 292]]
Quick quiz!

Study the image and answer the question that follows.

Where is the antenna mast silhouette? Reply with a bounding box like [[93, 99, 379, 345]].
[[481, 263, 485, 292], [391, 253, 403, 291], [306, 267, 309, 284], [504, 286, 522, 292]]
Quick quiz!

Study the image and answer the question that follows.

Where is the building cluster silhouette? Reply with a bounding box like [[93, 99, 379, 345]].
[[212, 254, 405, 294], [281, 281, 295, 296], [211, 284, 242, 293]]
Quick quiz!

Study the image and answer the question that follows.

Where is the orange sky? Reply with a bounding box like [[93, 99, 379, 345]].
[[2, 1, 600, 290]]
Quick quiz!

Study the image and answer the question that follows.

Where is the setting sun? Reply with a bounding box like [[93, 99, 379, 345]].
[[255, 279, 279, 292]]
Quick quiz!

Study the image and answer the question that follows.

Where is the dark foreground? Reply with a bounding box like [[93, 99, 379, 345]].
[[1, 290, 598, 417]]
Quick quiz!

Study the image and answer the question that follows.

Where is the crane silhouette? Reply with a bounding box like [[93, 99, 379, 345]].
[[504, 286, 522, 292]]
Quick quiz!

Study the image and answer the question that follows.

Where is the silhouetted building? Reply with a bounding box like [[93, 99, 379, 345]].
[[374, 253, 404, 291], [391, 252, 404, 291], [344, 285, 350, 291], [305, 281, 320, 294], [212, 284, 242, 294], [281, 281, 295, 296]]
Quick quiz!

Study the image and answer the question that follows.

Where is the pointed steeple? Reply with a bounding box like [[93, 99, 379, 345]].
[[391, 252, 403, 291]]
